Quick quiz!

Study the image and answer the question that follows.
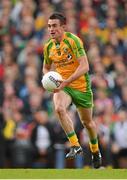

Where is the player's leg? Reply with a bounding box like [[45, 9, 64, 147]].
[[53, 90, 73, 133], [77, 107, 98, 151], [53, 91, 82, 158], [77, 107, 102, 168]]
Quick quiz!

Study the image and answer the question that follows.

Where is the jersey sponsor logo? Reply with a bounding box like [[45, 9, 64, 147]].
[[55, 59, 74, 68]]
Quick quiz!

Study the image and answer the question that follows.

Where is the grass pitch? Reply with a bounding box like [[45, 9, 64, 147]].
[[0, 169, 127, 179]]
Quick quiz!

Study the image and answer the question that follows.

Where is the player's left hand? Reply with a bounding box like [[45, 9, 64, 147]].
[[53, 79, 70, 93]]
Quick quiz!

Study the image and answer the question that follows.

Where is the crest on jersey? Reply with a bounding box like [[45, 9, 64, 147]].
[[67, 54, 72, 60], [49, 52, 54, 56]]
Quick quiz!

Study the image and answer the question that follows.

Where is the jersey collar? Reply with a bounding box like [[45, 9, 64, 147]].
[[52, 32, 66, 44]]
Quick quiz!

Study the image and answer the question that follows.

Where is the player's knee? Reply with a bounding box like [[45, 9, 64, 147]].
[[82, 120, 96, 130], [55, 106, 66, 115]]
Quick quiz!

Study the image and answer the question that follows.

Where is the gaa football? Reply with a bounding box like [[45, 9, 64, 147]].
[[41, 71, 62, 91]]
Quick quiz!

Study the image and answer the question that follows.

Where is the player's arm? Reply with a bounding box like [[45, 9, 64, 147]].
[[54, 55, 89, 92], [66, 54, 89, 84], [66, 36, 89, 84], [43, 63, 52, 74], [42, 44, 52, 74]]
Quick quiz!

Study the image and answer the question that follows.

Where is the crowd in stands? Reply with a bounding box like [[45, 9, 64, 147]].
[[0, 0, 127, 168]]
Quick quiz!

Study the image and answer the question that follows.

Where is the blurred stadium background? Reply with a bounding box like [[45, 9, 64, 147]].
[[0, 0, 127, 169]]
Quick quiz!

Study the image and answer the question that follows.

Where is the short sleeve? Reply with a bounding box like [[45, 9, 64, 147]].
[[43, 45, 52, 64], [72, 36, 86, 58]]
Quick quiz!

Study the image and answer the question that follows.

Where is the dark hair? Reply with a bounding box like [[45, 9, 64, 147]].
[[49, 12, 66, 25]]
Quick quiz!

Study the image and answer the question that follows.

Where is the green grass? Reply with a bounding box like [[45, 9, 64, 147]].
[[0, 169, 127, 179]]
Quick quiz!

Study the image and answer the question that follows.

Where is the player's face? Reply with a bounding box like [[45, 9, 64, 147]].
[[48, 19, 65, 41]]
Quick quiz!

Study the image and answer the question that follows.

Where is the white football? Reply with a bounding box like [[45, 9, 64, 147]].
[[41, 71, 62, 91]]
